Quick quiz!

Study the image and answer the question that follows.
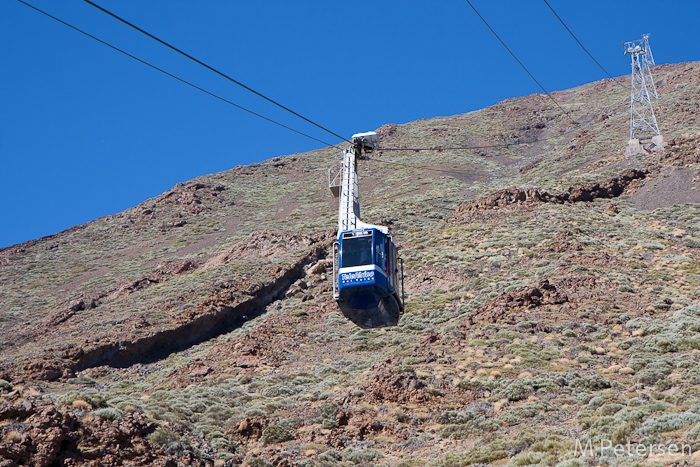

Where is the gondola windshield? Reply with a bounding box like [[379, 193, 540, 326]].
[[340, 233, 373, 268]]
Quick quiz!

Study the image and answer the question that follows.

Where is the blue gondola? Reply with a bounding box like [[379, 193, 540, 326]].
[[333, 228, 404, 328], [329, 131, 405, 328]]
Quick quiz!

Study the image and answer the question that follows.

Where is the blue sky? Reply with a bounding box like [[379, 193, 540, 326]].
[[1, 1, 699, 248]]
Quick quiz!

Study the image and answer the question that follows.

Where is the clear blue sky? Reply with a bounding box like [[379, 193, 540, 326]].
[[1, 1, 699, 248]]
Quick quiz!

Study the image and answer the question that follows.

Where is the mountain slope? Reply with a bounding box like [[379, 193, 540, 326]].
[[2, 61, 700, 466]]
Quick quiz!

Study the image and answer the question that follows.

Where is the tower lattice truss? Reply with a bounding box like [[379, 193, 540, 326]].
[[623, 34, 663, 154]]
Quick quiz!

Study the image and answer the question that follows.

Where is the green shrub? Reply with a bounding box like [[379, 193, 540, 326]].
[[60, 391, 107, 408], [326, 312, 347, 326], [498, 402, 555, 427], [321, 419, 338, 429], [636, 411, 700, 435], [634, 361, 674, 385], [570, 374, 611, 391], [458, 377, 497, 392], [350, 329, 385, 341], [292, 375, 315, 385], [246, 458, 273, 467], [494, 372, 610, 402], [261, 425, 294, 445], [319, 449, 342, 462], [495, 330, 523, 340], [313, 364, 340, 377], [496, 379, 535, 402], [396, 459, 426, 467], [205, 430, 225, 440], [147, 427, 178, 447], [434, 411, 475, 425], [354, 340, 387, 351], [93, 408, 122, 420], [596, 403, 624, 416], [278, 417, 304, 430], [439, 416, 498, 438], [260, 384, 299, 398], [437, 448, 508, 466], [66, 376, 97, 386], [498, 412, 522, 427], [662, 254, 691, 263], [510, 451, 543, 465], [540, 348, 563, 360], [311, 402, 339, 424], [555, 461, 583, 467], [617, 338, 640, 350], [343, 447, 384, 464], [211, 438, 231, 450], [509, 401, 554, 419], [515, 321, 538, 331]]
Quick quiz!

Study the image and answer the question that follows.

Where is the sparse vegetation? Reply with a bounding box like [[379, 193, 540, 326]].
[[3, 62, 700, 466]]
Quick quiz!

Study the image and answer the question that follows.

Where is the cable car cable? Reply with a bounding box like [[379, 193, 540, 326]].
[[18, 0, 625, 159], [81, 0, 351, 144], [542, 0, 627, 91], [21, 1, 636, 169], [362, 156, 482, 177], [464, 0, 578, 126], [16, 0, 337, 148], [375, 121, 588, 152], [364, 95, 630, 175], [375, 94, 629, 153]]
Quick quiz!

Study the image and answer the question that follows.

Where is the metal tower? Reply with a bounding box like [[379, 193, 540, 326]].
[[642, 35, 656, 66], [640, 34, 658, 98], [623, 34, 663, 154]]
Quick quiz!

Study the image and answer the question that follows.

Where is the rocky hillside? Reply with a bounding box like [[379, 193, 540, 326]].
[[2, 61, 700, 467]]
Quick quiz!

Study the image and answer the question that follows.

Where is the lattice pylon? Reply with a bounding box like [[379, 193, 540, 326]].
[[623, 35, 663, 155], [628, 48, 659, 140], [641, 34, 658, 98]]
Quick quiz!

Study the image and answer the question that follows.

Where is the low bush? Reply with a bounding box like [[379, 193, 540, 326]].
[[261, 425, 294, 445], [94, 408, 122, 420], [343, 447, 384, 464]]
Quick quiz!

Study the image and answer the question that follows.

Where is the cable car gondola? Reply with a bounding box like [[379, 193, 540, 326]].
[[334, 227, 403, 328], [329, 132, 404, 329]]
